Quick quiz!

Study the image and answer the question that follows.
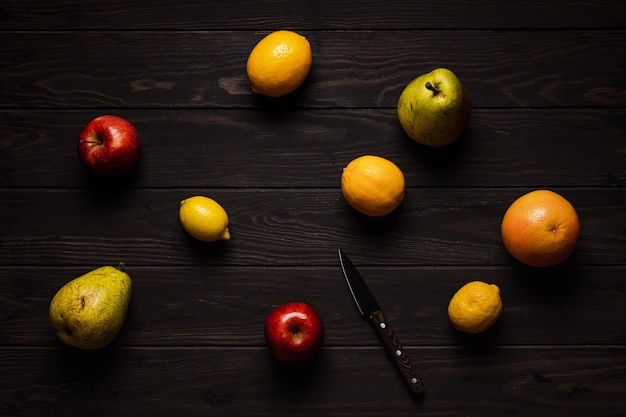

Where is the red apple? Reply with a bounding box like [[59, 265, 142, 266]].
[[78, 115, 140, 176], [264, 302, 325, 362]]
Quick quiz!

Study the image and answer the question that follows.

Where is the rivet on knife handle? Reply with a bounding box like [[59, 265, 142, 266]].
[[370, 310, 425, 396]]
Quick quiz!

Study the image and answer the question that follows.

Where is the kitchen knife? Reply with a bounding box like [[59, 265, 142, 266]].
[[338, 248, 424, 396]]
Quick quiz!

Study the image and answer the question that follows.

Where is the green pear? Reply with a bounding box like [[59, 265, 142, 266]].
[[397, 68, 471, 147], [49, 265, 132, 350]]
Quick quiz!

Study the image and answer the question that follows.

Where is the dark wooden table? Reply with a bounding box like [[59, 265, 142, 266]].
[[2, 1, 625, 416]]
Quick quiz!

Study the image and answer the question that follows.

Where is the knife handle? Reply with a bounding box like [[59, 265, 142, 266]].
[[370, 310, 425, 396]]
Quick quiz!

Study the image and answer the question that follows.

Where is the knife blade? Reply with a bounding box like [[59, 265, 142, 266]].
[[338, 248, 424, 397]]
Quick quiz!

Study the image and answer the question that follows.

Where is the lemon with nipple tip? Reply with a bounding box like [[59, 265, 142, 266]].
[[179, 196, 230, 242], [448, 281, 502, 334]]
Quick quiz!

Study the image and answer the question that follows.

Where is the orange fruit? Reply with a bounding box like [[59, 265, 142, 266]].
[[246, 30, 312, 97], [501, 190, 580, 267], [448, 281, 502, 334], [341, 155, 405, 217]]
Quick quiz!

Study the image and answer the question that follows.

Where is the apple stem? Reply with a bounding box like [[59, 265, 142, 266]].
[[117, 261, 125, 271], [425, 82, 440, 95]]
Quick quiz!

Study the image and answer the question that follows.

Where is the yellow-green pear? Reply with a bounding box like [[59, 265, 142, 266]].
[[49, 265, 132, 350], [397, 68, 471, 147]]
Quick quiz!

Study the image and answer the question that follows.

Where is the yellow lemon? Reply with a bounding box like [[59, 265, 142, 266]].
[[179, 196, 230, 242], [246, 30, 312, 97], [448, 281, 502, 334], [341, 155, 405, 217]]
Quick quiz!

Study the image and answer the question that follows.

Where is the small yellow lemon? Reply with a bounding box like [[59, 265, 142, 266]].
[[448, 281, 502, 334], [341, 155, 405, 217], [179, 196, 230, 242], [246, 30, 312, 97]]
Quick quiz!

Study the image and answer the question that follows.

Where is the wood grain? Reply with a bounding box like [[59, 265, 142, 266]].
[[1, 109, 625, 188], [2, 0, 625, 30], [0, 188, 624, 267], [1, 1, 625, 416], [1, 265, 625, 346], [1, 347, 624, 416], [1, 31, 624, 109]]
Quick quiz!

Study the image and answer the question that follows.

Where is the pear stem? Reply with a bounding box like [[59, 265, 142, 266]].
[[425, 82, 440, 95], [117, 261, 125, 271]]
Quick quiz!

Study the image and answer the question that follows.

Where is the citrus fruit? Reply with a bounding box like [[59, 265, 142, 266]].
[[179, 196, 230, 242], [448, 281, 502, 334], [501, 190, 580, 268], [341, 155, 405, 217], [246, 30, 312, 97]]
